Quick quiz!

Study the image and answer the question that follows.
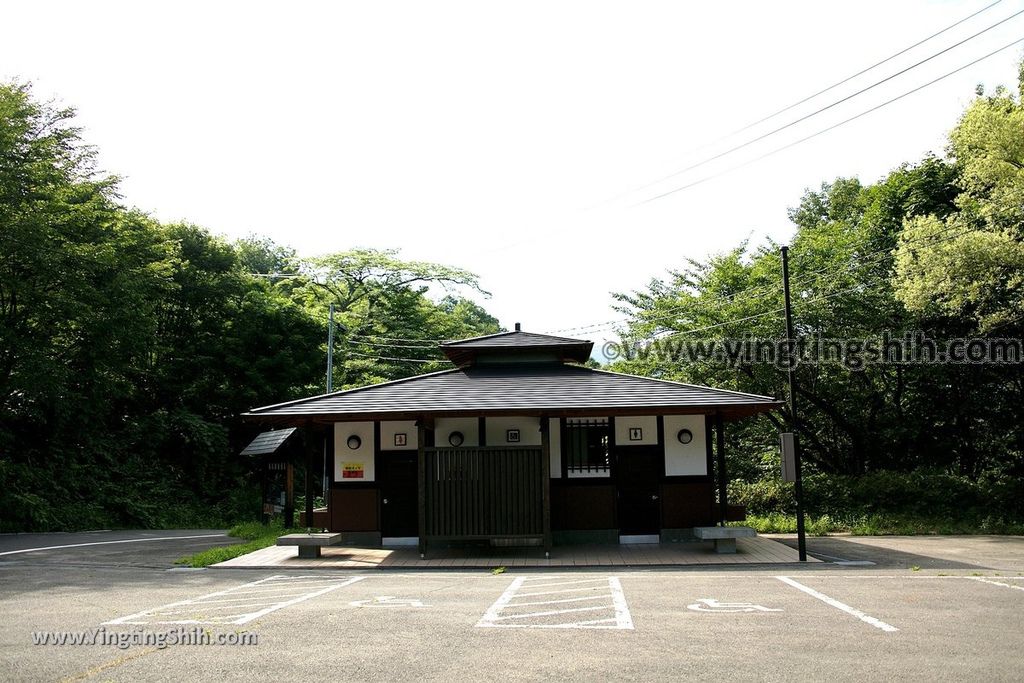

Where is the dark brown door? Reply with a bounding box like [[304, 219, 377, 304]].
[[381, 452, 418, 537], [616, 448, 662, 534]]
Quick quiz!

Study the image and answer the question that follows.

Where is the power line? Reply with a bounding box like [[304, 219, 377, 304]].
[[631, 8, 1024, 204], [348, 332, 453, 343], [331, 226, 978, 347], [349, 338, 442, 350], [651, 278, 886, 343], [347, 350, 452, 364], [622, 223, 985, 343], [547, 224, 968, 335], [726, 0, 1005, 138], [628, 220, 972, 324], [556, 222, 978, 338], [603, 0, 1005, 205], [639, 34, 1024, 205], [655, 307, 786, 340]]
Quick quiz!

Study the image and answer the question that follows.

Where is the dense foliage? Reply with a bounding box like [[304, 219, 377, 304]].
[[0, 83, 498, 531], [5, 65, 1024, 533], [612, 73, 1024, 520]]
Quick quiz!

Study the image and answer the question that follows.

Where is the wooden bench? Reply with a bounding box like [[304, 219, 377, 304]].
[[276, 532, 344, 559], [693, 526, 756, 554]]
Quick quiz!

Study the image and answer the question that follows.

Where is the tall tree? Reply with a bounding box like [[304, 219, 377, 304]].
[[894, 82, 1024, 332], [611, 155, 1019, 479], [285, 248, 499, 387]]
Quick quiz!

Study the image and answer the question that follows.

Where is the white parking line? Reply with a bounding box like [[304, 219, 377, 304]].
[[521, 578, 610, 589], [233, 578, 364, 625], [777, 576, 898, 632], [184, 592, 334, 604], [104, 575, 365, 626], [224, 585, 346, 595], [608, 578, 633, 629], [967, 577, 1024, 592], [516, 586, 616, 598], [477, 576, 633, 630], [477, 577, 526, 627], [494, 604, 611, 621], [509, 594, 610, 608], [0, 534, 226, 556]]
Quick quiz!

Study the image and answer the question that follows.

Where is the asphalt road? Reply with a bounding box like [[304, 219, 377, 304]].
[[0, 530, 234, 568], [1, 531, 1023, 682]]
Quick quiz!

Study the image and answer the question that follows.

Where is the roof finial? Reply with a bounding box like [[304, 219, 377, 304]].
[[514, 322, 521, 331]]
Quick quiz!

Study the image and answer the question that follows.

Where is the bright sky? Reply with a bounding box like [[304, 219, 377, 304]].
[[3, 0, 1022, 344]]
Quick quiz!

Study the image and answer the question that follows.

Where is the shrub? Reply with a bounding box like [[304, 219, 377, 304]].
[[730, 470, 1024, 523]]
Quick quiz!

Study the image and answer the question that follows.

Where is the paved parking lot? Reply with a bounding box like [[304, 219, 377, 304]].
[[1, 532, 1023, 681]]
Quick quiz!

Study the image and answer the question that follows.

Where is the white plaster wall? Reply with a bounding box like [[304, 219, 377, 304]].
[[334, 421, 375, 482], [664, 414, 708, 476], [380, 420, 418, 450], [549, 418, 561, 478], [435, 417, 479, 447], [614, 415, 659, 446], [485, 416, 542, 446]]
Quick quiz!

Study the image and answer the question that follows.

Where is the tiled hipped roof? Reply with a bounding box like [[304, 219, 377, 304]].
[[245, 363, 781, 422], [440, 330, 593, 365]]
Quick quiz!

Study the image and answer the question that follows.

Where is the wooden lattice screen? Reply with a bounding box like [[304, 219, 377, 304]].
[[424, 446, 544, 541]]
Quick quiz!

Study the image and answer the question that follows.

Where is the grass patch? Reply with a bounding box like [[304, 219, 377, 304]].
[[734, 513, 842, 535], [176, 520, 304, 568], [736, 514, 1024, 536]]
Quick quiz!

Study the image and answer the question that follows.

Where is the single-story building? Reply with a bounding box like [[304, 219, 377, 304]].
[[243, 327, 781, 556]]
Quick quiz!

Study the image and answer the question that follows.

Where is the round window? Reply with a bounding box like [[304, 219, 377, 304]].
[[677, 429, 693, 444], [448, 431, 465, 447], [346, 435, 362, 450]]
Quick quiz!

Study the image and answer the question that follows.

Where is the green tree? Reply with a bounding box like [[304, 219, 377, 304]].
[[894, 83, 1024, 331], [285, 248, 499, 387], [611, 155, 1020, 480], [234, 233, 298, 275], [0, 83, 327, 529], [0, 82, 506, 532]]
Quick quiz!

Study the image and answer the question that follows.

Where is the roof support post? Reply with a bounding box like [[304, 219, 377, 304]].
[[284, 462, 295, 528], [324, 425, 334, 529], [540, 417, 552, 558], [304, 424, 318, 530], [715, 412, 728, 527], [417, 418, 429, 559]]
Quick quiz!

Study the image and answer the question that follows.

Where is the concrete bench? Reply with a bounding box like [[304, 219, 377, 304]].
[[276, 532, 344, 559], [693, 526, 756, 554]]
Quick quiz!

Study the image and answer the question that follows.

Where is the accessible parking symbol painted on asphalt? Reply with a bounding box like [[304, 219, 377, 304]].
[[687, 598, 782, 613], [350, 596, 429, 608], [477, 576, 633, 630]]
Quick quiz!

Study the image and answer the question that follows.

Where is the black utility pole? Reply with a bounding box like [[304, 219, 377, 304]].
[[781, 246, 807, 562], [324, 303, 335, 501]]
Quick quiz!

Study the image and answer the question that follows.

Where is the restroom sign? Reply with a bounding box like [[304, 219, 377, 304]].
[[342, 462, 364, 479]]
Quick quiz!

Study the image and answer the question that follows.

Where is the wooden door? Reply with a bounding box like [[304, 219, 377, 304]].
[[616, 448, 662, 534], [381, 451, 418, 537]]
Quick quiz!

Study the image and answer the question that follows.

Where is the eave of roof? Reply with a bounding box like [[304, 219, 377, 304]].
[[440, 330, 594, 365], [244, 363, 782, 424], [440, 330, 590, 347], [239, 427, 297, 455]]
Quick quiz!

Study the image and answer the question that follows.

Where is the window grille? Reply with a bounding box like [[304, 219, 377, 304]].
[[564, 418, 611, 476]]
